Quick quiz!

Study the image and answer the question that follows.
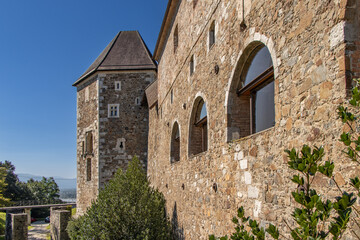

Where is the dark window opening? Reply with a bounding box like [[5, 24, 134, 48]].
[[190, 55, 195, 76], [85, 131, 93, 154], [189, 98, 208, 155], [209, 21, 215, 48], [86, 158, 91, 181], [174, 25, 179, 53], [170, 122, 180, 163], [171, 89, 173, 104], [81, 141, 84, 156]]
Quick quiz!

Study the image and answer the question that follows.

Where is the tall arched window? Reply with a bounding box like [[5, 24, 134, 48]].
[[227, 43, 275, 140], [189, 97, 208, 156], [170, 122, 180, 163]]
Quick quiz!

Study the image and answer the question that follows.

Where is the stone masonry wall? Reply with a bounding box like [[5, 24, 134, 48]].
[[148, 0, 360, 239], [76, 75, 99, 216], [98, 71, 155, 187], [50, 210, 71, 240]]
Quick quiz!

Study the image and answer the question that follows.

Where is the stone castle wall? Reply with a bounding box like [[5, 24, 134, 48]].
[[98, 71, 155, 187], [76, 76, 99, 216], [148, 0, 360, 239]]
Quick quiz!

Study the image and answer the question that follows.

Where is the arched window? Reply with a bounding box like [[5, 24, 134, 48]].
[[209, 21, 215, 48], [170, 122, 180, 163], [227, 43, 275, 140], [174, 25, 179, 53], [189, 97, 208, 155]]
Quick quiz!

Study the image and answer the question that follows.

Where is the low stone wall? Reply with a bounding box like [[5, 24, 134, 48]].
[[5, 213, 27, 240], [50, 209, 71, 240]]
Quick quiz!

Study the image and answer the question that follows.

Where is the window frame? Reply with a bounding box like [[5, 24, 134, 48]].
[[170, 122, 180, 163], [108, 104, 120, 118], [237, 48, 275, 135], [189, 97, 208, 156], [209, 21, 216, 49], [115, 81, 121, 91]]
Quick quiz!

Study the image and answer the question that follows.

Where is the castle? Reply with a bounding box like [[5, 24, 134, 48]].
[[75, 0, 360, 238]]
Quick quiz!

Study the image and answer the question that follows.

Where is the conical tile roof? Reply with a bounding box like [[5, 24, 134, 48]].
[[74, 31, 156, 86]]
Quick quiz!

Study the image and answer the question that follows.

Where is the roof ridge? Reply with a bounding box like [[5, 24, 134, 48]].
[[135, 31, 157, 68], [96, 31, 122, 72]]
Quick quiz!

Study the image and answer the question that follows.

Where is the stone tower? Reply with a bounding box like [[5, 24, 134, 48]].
[[73, 31, 156, 216]]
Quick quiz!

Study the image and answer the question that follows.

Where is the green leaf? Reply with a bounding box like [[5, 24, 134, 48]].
[[266, 224, 279, 239]]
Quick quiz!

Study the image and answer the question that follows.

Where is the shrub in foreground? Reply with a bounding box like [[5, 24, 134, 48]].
[[67, 156, 172, 240]]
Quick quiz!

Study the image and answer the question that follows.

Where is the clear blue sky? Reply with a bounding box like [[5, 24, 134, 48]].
[[0, 0, 167, 178]]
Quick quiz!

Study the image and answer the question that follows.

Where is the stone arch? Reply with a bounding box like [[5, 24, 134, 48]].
[[188, 92, 209, 156], [225, 34, 278, 141]]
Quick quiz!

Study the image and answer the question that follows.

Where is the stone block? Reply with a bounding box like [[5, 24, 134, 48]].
[[248, 186, 259, 199], [240, 159, 248, 169], [6, 213, 28, 240], [51, 210, 71, 240]]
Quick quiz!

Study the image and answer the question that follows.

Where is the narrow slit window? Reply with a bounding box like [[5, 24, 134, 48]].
[[135, 97, 141, 106], [170, 122, 180, 163], [85, 131, 93, 154], [115, 81, 121, 91], [190, 55, 195, 76], [86, 158, 91, 181], [209, 21, 215, 48], [174, 25, 179, 53]]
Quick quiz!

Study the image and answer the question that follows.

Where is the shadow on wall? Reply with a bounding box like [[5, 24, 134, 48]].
[[171, 202, 184, 240]]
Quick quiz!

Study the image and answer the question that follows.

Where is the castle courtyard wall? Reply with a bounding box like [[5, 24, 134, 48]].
[[148, 0, 360, 239]]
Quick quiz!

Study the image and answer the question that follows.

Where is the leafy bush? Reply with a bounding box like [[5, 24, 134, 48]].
[[67, 156, 172, 240], [0, 212, 5, 235]]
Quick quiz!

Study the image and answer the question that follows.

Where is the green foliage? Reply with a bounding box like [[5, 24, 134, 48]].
[[26, 177, 61, 203], [67, 156, 172, 240], [209, 207, 279, 240], [0, 167, 10, 207], [0, 212, 6, 235], [0, 161, 31, 201]]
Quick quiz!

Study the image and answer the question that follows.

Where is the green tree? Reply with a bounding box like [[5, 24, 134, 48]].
[[26, 177, 60, 203], [67, 156, 172, 240], [0, 167, 10, 207]]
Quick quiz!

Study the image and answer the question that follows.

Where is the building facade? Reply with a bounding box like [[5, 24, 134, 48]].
[[74, 31, 156, 216], [146, 0, 360, 239]]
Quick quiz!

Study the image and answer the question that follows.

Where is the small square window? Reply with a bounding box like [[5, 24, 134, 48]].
[[108, 104, 120, 118], [115, 81, 121, 91]]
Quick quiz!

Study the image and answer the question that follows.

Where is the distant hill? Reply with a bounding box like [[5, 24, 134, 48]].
[[17, 173, 76, 190]]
